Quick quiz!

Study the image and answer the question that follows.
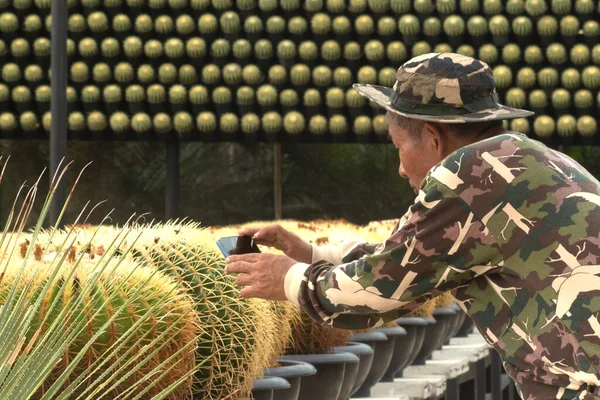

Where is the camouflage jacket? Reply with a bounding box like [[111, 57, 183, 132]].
[[284, 132, 600, 400]]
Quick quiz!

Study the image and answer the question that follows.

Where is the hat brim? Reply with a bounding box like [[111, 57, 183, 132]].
[[353, 83, 535, 123]]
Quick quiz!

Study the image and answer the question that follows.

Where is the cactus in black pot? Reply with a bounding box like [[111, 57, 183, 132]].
[[236, 85, 255, 115], [243, 15, 263, 42], [537, 16, 558, 46], [81, 85, 101, 112], [343, 41, 362, 72], [178, 64, 197, 85], [478, 44, 498, 65], [529, 89, 548, 115], [329, 114, 348, 142], [34, 84, 50, 114], [333, 67, 352, 88], [241, 64, 261, 87], [220, 10, 241, 41], [196, 111, 217, 141], [289, 64, 310, 90], [346, 87, 366, 119], [212, 86, 233, 115], [262, 111, 282, 142], [308, 114, 327, 141], [167, 84, 187, 114], [577, 115, 597, 145], [165, 38, 185, 60], [219, 113, 240, 141], [398, 14, 419, 46], [303, 88, 321, 117], [283, 111, 306, 141], [109, 112, 130, 138], [353, 115, 372, 143], [268, 65, 287, 89], [33, 37, 51, 68], [551, 88, 571, 114], [240, 113, 260, 142], [253, 39, 273, 71], [23, 64, 43, 90], [232, 39, 250, 63], [189, 84, 209, 114], [574, 89, 593, 117], [256, 84, 278, 113], [279, 89, 299, 115], [125, 84, 146, 114], [173, 111, 194, 139], [131, 112, 152, 138], [582, 66, 600, 91], [158, 63, 177, 85], [153, 113, 173, 140], [561, 68, 581, 91], [311, 12, 331, 45], [67, 111, 85, 139], [103, 84, 122, 114]]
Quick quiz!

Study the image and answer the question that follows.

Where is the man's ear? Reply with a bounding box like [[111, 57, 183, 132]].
[[423, 122, 447, 159]]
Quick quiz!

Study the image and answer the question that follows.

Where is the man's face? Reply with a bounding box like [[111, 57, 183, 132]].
[[388, 120, 442, 195]]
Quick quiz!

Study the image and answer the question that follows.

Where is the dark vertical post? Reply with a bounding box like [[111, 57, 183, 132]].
[[491, 350, 503, 400], [273, 143, 282, 220], [165, 138, 180, 220], [49, 0, 68, 226]]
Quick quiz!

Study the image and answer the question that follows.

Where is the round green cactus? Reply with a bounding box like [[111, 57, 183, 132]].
[[268, 65, 287, 86], [86, 111, 107, 132], [560, 15, 580, 36], [525, 0, 547, 16], [109, 112, 130, 133], [311, 13, 332, 35], [244, 15, 263, 34], [414, 0, 434, 13], [356, 66, 377, 84], [123, 36, 142, 58], [523, 45, 543, 65], [103, 84, 122, 103], [533, 116, 555, 137], [312, 65, 332, 86], [41, 111, 51, 131], [131, 112, 151, 133], [143, 40, 163, 59], [189, 85, 208, 104], [538, 68, 559, 88], [556, 114, 576, 137], [254, 39, 272, 59], [574, 89, 593, 109], [512, 16, 533, 36], [478, 44, 498, 64], [387, 41, 408, 63], [277, 40, 297, 59], [466, 16, 487, 37], [437, 0, 457, 13], [67, 112, 85, 131], [593, 45, 600, 66], [70, 62, 89, 82], [220, 11, 240, 34], [288, 16, 308, 36], [546, 43, 567, 65], [220, 113, 239, 133], [19, 112, 38, 132], [434, 43, 453, 53], [166, 84, 186, 105], [221, 63, 242, 86], [158, 63, 177, 84], [1, 63, 20, 83], [371, 114, 388, 135], [303, 88, 321, 107], [213, 0, 232, 9], [100, 38, 120, 58], [353, 116, 372, 135], [570, 44, 590, 65], [236, 86, 254, 105], [44, 15, 51, 30], [308, 115, 327, 135], [168, 0, 188, 10], [78, 38, 100, 58], [212, 86, 232, 105], [483, 0, 502, 14], [175, 15, 195, 35], [577, 116, 597, 137], [537, 16, 558, 37], [153, 113, 172, 133], [165, 38, 185, 59], [186, 38, 206, 59], [299, 41, 318, 61], [198, 13, 218, 35], [561, 68, 581, 90], [11, 86, 31, 103], [551, 0, 571, 14], [368, 0, 390, 12], [173, 112, 193, 133], [24, 64, 43, 83], [378, 16, 397, 36], [551, 88, 571, 108], [283, 111, 305, 135], [510, 118, 529, 134], [456, 45, 475, 58], [412, 41, 432, 57], [278, 89, 298, 107], [348, 0, 367, 12], [505, 88, 526, 108], [582, 66, 600, 89], [92, 63, 111, 83], [583, 21, 600, 39], [11, 38, 30, 58], [346, 88, 366, 107], [133, 15, 152, 34], [33, 38, 51, 56], [333, 67, 352, 87], [343, 42, 362, 60], [364, 40, 384, 62], [354, 14, 375, 36], [112, 14, 131, 33], [290, 64, 311, 86], [265, 17, 285, 37], [230, 39, 251, 60], [460, 0, 479, 13], [443, 15, 465, 36], [398, 14, 420, 36], [489, 15, 510, 36], [493, 65, 513, 88], [68, 14, 86, 33], [262, 111, 282, 133], [256, 84, 277, 107], [240, 113, 260, 135], [304, 0, 323, 11], [24, 14, 42, 32], [201, 63, 221, 85], [34, 84, 50, 102], [241, 64, 261, 85], [114, 62, 134, 83], [390, 0, 410, 12], [258, 0, 276, 11], [575, 0, 594, 14], [506, 0, 525, 14], [325, 87, 344, 108], [88, 11, 108, 33], [329, 115, 348, 135], [377, 67, 396, 87], [125, 85, 145, 102], [528, 90, 547, 108], [195, 111, 217, 133], [237, 0, 256, 9], [178, 64, 197, 85], [66, 86, 77, 104], [146, 84, 166, 104], [209, 39, 230, 59], [422, 17, 441, 36], [332, 16, 351, 36], [516, 67, 536, 89]]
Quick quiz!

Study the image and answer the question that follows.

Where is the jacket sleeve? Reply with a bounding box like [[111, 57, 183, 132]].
[[284, 174, 500, 330]]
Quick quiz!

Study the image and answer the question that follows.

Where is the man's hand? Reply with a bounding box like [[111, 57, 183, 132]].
[[238, 224, 313, 263], [224, 252, 298, 300]]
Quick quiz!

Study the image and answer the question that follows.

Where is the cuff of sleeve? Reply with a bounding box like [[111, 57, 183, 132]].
[[311, 244, 342, 264], [284, 262, 310, 306]]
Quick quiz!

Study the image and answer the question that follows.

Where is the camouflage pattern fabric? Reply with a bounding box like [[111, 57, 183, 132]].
[[353, 53, 534, 123], [285, 133, 600, 400]]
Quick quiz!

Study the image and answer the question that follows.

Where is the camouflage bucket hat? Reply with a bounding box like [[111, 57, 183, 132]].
[[353, 53, 534, 123]]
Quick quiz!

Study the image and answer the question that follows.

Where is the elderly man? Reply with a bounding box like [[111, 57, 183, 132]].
[[225, 53, 600, 399]]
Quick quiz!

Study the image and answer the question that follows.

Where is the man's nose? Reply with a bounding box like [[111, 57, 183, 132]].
[[399, 161, 408, 179]]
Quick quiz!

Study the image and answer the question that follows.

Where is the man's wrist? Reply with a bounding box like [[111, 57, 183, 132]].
[[284, 262, 309, 306]]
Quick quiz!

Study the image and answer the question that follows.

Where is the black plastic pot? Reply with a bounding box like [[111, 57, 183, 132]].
[[332, 342, 374, 400], [446, 304, 466, 343], [394, 317, 429, 377], [280, 352, 359, 400], [456, 315, 475, 337], [437, 306, 458, 347], [348, 330, 392, 398], [377, 326, 411, 383], [264, 359, 316, 400], [249, 376, 291, 400], [413, 315, 446, 366]]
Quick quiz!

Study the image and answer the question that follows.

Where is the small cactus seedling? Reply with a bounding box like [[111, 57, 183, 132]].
[[196, 112, 217, 132], [277, 40, 297, 59], [574, 89, 593, 109], [24, 14, 42, 32], [78, 38, 99, 58], [575, 0, 594, 15], [556, 114, 577, 137], [147, 84, 166, 104], [478, 44, 499, 64], [92, 63, 111, 83], [505, 88, 526, 108], [387, 41, 408, 63], [443, 15, 465, 36], [168, 84, 187, 104], [198, 13, 218, 35], [357, 66, 377, 84], [333, 67, 352, 87], [20, 112, 38, 131], [364, 40, 385, 62], [412, 41, 432, 57], [332, 16, 351, 36], [437, 0, 456, 13], [67, 112, 85, 131], [577, 116, 597, 137], [303, 89, 321, 107], [254, 39, 272, 59], [456, 45, 475, 58], [144, 40, 164, 59], [398, 14, 420, 36], [512, 16, 533, 36], [236, 86, 254, 105], [88, 11, 108, 33], [329, 115, 348, 135], [125, 84, 145, 103], [123, 36, 143, 58], [414, 0, 434, 13], [528, 89, 548, 108], [510, 118, 530, 135], [212, 86, 232, 105], [354, 115, 372, 135], [213, 0, 232, 9], [312, 65, 332, 86], [493, 65, 513, 89], [220, 113, 239, 133], [173, 112, 193, 133], [165, 38, 185, 59], [109, 112, 130, 133], [299, 41, 318, 61], [242, 64, 262, 86], [378, 67, 396, 87], [241, 114, 260, 135], [582, 66, 600, 89], [343, 42, 362, 60], [583, 21, 600, 39], [262, 111, 282, 133], [268, 65, 287, 86], [244, 16, 263, 34], [131, 112, 152, 133], [256, 84, 277, 107], [114, 62, 134, 83], [525, 0, 547, 16], [70, 62, 89, 83], [506, 0, 525, 14], [533, 116, 555, 138], [348, 0, 367, 12], [24, 65, 43, 83], [546, 43, 567, 65], [311, 13, 331, 35], [537, 16, 558, 37], [11, 38, 30, 58], [0, 112, 17, 131], [103, 84, 122, 103], [137, 64, 155, 84], [1, 64, 20, 83], [288, 17, 308, 36], [179, 64, 197, 85], [434, 43, 453, 53], [187, 38, 207, 59], [551, 88, 571, 109], [223, 63, 242, 85], [237, 0, 256, 9], [176, 15, 195, 35], [290, 64, 310, 86], [86, 111, 107, 132], [378, 16, 397, 36], [68, 14, 86, 33], [325, 87, 344, 108], [266, 16, 285, 35], [232, 39, 251, 60], [308, 115, 327, 135], [516, 67, 536, 89], [283, 111, 305, 135], [390, 0, 410, 12], [34, 85, 50, 102], [483, 0, 502, 14], [524, 45, 543, 65], [551, 0, 571, 14], [538, 68, 559, 88], [258, 0, 276, 11], [153, 113, 172, 133], [372, 114, 389, 136], [33, 38, 51, 56], [11, 85, 31, 103], [460, 0, 479, 13], [189, 85, 208, 104], [101, 38, 120, 58], [158, 63, 178, 84], [489, 15, 510, 36], [466, 16, 487, 37], [560, 15, 580, 36], [220, 11, 240, 34], [561, 68, 582, 91], [321, 40, 341, 61], [113, 14, 132, 33]]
